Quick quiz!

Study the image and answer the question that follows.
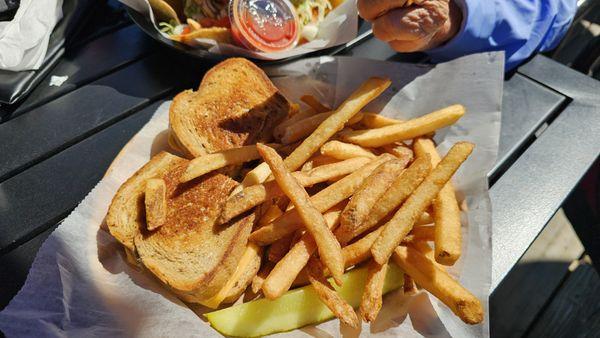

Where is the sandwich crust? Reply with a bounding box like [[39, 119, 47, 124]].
[[169, 58, 290, 158], [106, 152, 186, 251], [107, 152, 255, 302]]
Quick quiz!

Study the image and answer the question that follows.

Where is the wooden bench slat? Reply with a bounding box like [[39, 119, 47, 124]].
[[0, 53, 203, 183], [527, 262, 600, 337], [0, 101, 164, 254], [1, 25, 157, 120]]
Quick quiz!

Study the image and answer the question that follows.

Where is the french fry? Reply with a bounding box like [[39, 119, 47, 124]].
[[343, 224, 433, 269], [338, 159, 406, 241], [258, 204, 284, 226], [249, 155, 393, 245], [274, 108, 317, 140], [408, 225, 435, 242], [256, 144, 345, 285], [250, 77, 389, 187], [340, 105, 465, 147], [306, 257, 360, 328], [371, 142, 474, 264], [300, 95, 331, 113], [262, 206, 343, 299], [267, 234, 296, 262], [301, 155, 339, 171], [144, 178, 167, 231], [280, 112, 364, 144], [403, 274, 417, 295], [283, 77, 391, 171], [392, 245, 483, 324], [180, 144, 279, 183], [251, 261, 275, 294], [342, 227, 383, 267], [320, 140, 376, 160], [220, 157, 371, 224], [186, 18, 201, 30], [335, 154, 432, 244], [380, 142, 414, 165], [173, 26, 232, 44], [231, 161, 272, 197], [417, 211, 434, 225], [360, 112, 403, 128], [359, 260, 388, 322], [413, 138, 462, 265]]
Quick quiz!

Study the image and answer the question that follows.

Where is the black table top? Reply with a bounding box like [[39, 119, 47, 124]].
[[1, 1, 599, 311]]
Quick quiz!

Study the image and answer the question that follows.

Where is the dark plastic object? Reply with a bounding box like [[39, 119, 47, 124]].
[[0, 0, 93, 105]]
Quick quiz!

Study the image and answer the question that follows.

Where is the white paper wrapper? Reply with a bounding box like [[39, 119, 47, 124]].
[[119, 0, 357, 60], [0, 0, 63, 71], [0, 52, 503, 337]]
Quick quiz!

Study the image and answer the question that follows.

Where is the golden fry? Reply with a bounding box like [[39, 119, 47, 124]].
[[407, 225, 435, 242], [220, 157, 370, 224], [306, 258, 360, 328], [251, 261, 275, 294], [341, 105, 465, 147], [274, 108, 317, 140], [414, 138, 462, 265], [380, 142, 414, 165], [231, 161, 272, 197], [283, 77, 391, 171], [416, 211, 434, 225], [281, 112, 364, 144], [144, 178, 167, 231], [338, 159, 406, 240], [249, 155, 393, 245], [173, 27, 232, 44], [320, 140, 376, 160], [300, 95, 330, 113], [257, 144, 344, 285], [360, 112, 403, 128], [392, 245, 483, 324], [262, 206, 342, 299], [359, 260, 388, 322], [342, 227, 382, 267], [258, 204, 284, 226], [371, 142, 474, 264], [180, 144, 278, 183], [335, 154, 432, 244], [268, 234, 296, 263]]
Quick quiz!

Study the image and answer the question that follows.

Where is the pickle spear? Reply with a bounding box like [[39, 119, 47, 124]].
[[205, 264, 404, 337]]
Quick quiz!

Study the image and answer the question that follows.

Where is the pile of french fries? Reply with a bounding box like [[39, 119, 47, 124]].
[[179, 77, 484, 328]]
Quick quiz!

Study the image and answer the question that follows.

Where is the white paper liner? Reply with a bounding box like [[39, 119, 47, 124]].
[[119, 0, 357, 60], [0, 52, 503, 337]]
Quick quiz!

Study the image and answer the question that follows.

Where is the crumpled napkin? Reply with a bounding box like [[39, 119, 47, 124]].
[[0, 0, 63, 71]]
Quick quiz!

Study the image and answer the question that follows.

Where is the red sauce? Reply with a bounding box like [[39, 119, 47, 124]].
[[230, 0, 298, 52]]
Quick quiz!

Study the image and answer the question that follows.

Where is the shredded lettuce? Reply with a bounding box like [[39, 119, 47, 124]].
[[159, 21, 185, 36], [292, 0, 332, 27]]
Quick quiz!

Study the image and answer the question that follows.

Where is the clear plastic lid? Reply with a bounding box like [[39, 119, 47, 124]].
[[229, 0, 299, 53]]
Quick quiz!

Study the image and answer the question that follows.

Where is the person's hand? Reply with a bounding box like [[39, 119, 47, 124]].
[[357, 0, 462, 52]]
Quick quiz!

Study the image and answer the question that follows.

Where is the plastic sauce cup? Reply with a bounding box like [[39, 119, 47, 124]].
[[229, 0, 299, 52]]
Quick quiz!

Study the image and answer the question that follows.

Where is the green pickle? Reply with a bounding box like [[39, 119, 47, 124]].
[[205, 263, 404, 337]]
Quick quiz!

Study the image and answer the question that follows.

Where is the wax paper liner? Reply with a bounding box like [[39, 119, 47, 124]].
[[0, 52, 503, 337]]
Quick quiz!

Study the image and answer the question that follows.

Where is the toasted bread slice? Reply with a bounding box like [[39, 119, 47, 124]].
[[107, 152, 186, 251], [107, 152, 255, 302], [169, 58, 289, 158]]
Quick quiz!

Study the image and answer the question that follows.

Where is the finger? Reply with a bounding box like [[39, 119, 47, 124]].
[[357, 0, 408, 21], [388, 35, 436, 52], [372, 2, 449, 42]]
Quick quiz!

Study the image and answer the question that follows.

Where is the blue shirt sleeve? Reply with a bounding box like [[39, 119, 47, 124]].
[[425, 0, 578, 70]]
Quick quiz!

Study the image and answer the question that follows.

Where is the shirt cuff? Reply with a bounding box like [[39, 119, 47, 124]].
[[425, 0, 498, 64]]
